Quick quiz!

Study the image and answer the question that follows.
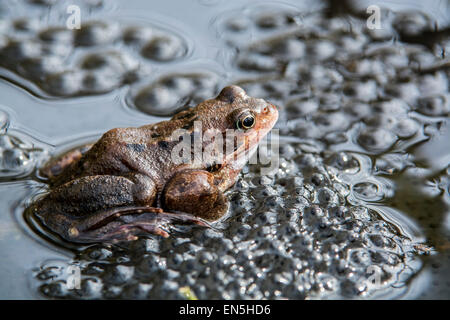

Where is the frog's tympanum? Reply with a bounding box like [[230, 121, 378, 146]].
[[29, 85, 278, 243]]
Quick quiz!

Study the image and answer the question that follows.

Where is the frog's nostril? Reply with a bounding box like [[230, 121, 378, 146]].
[[263, 104, 276, 114]]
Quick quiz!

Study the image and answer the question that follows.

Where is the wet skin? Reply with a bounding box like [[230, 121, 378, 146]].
[[30, 85, 278, 243]]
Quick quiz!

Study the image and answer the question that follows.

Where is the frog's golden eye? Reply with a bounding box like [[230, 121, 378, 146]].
[[236, 112, 255, 130]]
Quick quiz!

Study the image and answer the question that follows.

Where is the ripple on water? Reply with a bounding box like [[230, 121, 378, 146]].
[[0, 109, 48, 181]]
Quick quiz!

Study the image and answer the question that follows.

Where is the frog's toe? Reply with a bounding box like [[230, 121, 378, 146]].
[[71, 206, 210, 243], [67, 219, 171, 243], [33, 203, 211, 243], [158, 211, 211, 227], [94, 222, 170, 242]]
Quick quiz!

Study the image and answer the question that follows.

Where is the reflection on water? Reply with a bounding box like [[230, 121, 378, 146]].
[[0, 0, 448, 299]]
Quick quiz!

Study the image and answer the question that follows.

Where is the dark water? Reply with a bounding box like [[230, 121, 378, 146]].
[[0, 0, 449, 299]]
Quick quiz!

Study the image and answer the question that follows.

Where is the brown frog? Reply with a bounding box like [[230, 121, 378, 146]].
[[29, 85, 278, 243]]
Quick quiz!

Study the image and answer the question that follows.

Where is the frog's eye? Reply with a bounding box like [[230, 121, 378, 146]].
[[236, 112, 255, 130]]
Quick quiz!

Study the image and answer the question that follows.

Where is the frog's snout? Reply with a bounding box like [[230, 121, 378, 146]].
[[262, 103, 277, 115], [262, 103, 278, 124]]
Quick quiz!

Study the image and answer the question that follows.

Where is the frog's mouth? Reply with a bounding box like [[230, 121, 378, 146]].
[[222, 125, 274, 171]]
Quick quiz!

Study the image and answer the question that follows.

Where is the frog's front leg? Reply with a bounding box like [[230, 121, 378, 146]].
[[32, 173, 207, 243], [39, 144, 93, 182], [163, 170, 229, 221]]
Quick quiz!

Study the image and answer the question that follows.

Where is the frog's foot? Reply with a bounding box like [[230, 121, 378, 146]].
[[40, 144, 93, 180], [58, 206, 210, 243]]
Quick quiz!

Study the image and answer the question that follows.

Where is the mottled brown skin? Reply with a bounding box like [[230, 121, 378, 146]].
[[30, 85, 278, 243]]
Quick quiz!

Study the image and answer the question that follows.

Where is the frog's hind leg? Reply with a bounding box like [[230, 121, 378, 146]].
[[74, 206, 210, 242], [40, 144, 93, 181], [37, 205, 210, 243], [32, 173, 209, 243]]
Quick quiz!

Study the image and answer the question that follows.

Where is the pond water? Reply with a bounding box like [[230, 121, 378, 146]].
[[0, 0, 449, 299]]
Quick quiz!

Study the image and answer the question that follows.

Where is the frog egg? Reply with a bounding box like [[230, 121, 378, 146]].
[[79, 51, 139, 76], [286, 97, 319, 117], [12, 17, 41, 33], [392, 118, 419, 138], [288, 120, 321, 139], [291, 64, 343, 89], [102, 265, 134, 286], [385, 81, 421, 104], [252, 37, 305, 61], [81, 70, 122, 94], [122, 26, 154, 46], [324, 130, 347, 144], [313, 112, 349, 134], [357, 128, 398, 153], [317, 187, 340, 207], [343, 80, 378, 102], [78, 278, 103, 299], [419, 72, 448, 96], [39, 27, 75, 45], [161, 76, 195, 96], [132, 73, 219, 116], [75, 21, 120, 47], [352, 182, 383, 201], [326, 152, 359, 172], [43, 70, 84, 96], [345, 58, 386, 77], [337, 34, 367, 54], [165, 73, 219, 104], [83, 0, 103, 7], [373, 98, 410, 115], [121, 283, 152, 299], [253, 11, 297, 30], [0, 40, 43, 64], [318, 92, 343, 111], [307, 40, 336, 61], [343, 102, 372, 119], [134, 85, 177, 116], [393, 10, 433, 38], [38, 281, 69, 299], [365, 114, 398, 129], [417, 94, 450, 116], [224, 17, 251, 33], [28, 0, 58, 5], [18, 55, 65, 81], [408, 51, 437, 70], [140, 35, 186, 62], [237, 52, 280, 72]]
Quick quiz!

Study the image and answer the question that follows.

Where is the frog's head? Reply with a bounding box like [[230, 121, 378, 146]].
[[193, 85, 279, 170], [216, 84, 278, 146]]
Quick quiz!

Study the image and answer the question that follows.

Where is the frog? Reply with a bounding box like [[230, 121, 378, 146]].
[[29, 85, 278, 243]]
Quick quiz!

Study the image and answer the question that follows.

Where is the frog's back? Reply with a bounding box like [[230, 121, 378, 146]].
[[47, 127, 161, 186]]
